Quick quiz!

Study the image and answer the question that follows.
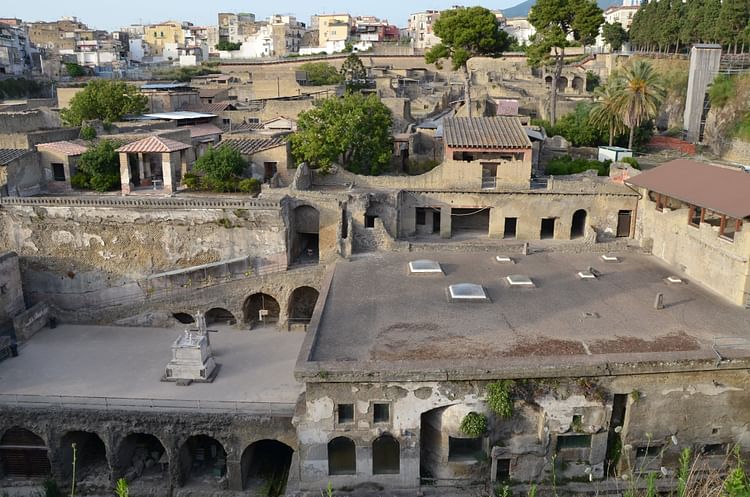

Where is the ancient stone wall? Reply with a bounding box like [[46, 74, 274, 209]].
[[0, 252, 24, 325]]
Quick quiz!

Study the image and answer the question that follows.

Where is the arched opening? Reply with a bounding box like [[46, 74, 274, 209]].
[[557, 76, 568, 92], [544, 75, 553, 86], [115, 434, 167, 484], [205, 308, 236, 326], [173, 312, 195, 324], [60, 431, 107, 483], [178, 435, 227, 487], [328, 437, 355, 475], [572, 76, 584, 93], [571, 209, 587, 239], [241, 440, 293, 495], [373, 435, 400, 475], [292, 205, 319, 264], [0, 427, 51, 478], [243, 293, 281, 327], [288, 286, 319, 325]]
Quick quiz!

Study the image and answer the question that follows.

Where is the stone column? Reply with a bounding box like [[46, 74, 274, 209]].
[[226, 458, 243, 491], [180, 150, 188, 184], [137, 152, 145, 182], [119, 152, 131, 195], [440, 206, 452, 239], [161, 152, 174, 195]]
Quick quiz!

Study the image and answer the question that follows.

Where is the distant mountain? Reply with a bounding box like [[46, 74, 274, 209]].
[[503, 0, 621, 18]]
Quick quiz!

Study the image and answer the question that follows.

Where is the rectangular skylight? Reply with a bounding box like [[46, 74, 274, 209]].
[[601, 255, 620, 263], [666, 276, 684, 285], [506, 275, 535, 287], [577, 271, 597, 280], [409, 260, 443, 274], [448, 283, 489, 301], [495, 256, 514, 264]]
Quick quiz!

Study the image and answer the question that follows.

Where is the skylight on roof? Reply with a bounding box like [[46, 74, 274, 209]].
[[448, 283, 489, 302], [665, 276, 684, 285], [409, 260, 443, 274], [506, 275, 535, 287], [495, 256, 515, 264], [577, 271, 597, 280], [601, 254, 620, 263]]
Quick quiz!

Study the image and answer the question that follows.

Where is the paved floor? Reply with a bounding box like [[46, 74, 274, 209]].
[[0, 324, 305, 403]]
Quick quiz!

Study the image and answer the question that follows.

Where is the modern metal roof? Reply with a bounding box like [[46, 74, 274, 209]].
[[220, 137, 286, 155], [36, 141, 88, 156], [116, 136, 191, 154], [141, 82, 192, 90], [444, 116, 532, 149], [626, 159, 750, 219], [0, 149, 30, 165], [142, 111, 217, 120]]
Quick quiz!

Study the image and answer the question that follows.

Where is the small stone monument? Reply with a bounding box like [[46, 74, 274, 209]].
[[163, 312, 218, 384]]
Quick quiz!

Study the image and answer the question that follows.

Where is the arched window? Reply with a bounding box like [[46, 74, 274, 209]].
[[328, 437, 355, 475], [372, 435, 399, 475]]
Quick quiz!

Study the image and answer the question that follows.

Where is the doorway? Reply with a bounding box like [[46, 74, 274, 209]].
[[504, 217, 517, 239], [617, 210, 632, 237], [571, 209, 587, 239], [540, 218, 556, 239]]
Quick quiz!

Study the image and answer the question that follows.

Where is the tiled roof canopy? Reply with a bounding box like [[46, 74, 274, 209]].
[[116, 136, 191, 153], [220, 138, 286, 155], [627, 159, 750, 219], [37, 141, 89, 156], [444, 116, 532, 149]]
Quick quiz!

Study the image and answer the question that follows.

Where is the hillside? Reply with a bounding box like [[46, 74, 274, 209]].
[[503, 0, 621, 18]]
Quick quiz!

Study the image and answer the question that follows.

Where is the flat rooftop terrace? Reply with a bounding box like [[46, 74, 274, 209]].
[[0, 324, 304, 411], [297, 251, 750, 381]]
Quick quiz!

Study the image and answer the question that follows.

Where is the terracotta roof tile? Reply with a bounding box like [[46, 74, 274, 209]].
[[186, 124, 224, 139], [36, 141, 88, 156], [116, 136, 191, 154], [444, 116, 532, 149], [627, 159, 750, 219]]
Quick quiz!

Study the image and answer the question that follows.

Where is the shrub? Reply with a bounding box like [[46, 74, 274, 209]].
[[298, 62, 344, 85], [460, 412, 488, 438], [546, 156, 611, 176], [80, 125, 97, 140], [182, 173, 200, 190], [194, 147, 246, 183], [70, 172, 90, 189], [238, 178, 261, 194], [216, 40, 242, 51], [89, 172, 120, 192], [486, 380, 514, 418], [708, 74, 735, 108], [621, 156, 640, 169], [76, 140, 121, 192]]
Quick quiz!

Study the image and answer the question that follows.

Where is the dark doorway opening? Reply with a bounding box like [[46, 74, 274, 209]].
[[373, 435, 400, 475], [496, 458, 511, 482], [605, 393, 628, 476], [243, 293, 281, 326], [433, 210, 441, 233], [452, 208, 490, 236], [448, 437, 483, 462], [504, 217, 517, 239], [263, 162, 278, 183], [60, 431, 107, 482], [241, 440, 293, 495], [205, 308, 236, 326], [540, 218, 555, 239], [328, 437, 355, 475], [0, 427, 51, 478], [115, 433, 167, 483], [173, 312, 195, 324], [571, 209, 587, 239], [178, 435, 226, 487], [52, 163, 66, 181], [293, 205, 319, 264], [288, 286, 319, 324], [617, 210, 632, 237], [365, 214, 377, 228]]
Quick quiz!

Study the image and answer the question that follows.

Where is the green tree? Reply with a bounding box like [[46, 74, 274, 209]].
[[527, 0, 604, 125], [425, 6, 511, 117], [60, 80, 148, 126], [718, 0, 750, 52], [340, 53, 367, 91], [290, 93, 393, 175], [589, 78, 626, 146], [75, 140, 121, 192], [215, 40, 241, 51], [299, 62, 344, 86], [602, 22, 628, 52], [613, 60, 665, 149], [65, 63, 86, 78], [194, 146, 247, 187]]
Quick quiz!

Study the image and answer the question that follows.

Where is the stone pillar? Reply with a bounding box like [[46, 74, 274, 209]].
[[137, 152, 145, 181], [162, 152, 174, 195], [119, 152, 131, 195], [226, 458, 243, 491], [180, 150, 188, 184], [440, 206, 452, 239]]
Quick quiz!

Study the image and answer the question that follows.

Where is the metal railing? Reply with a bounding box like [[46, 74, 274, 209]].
[[0, 393, 295, 416]]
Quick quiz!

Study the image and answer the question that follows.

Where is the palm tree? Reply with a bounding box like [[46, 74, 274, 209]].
[[614, 60, 666, 149], [589, 77, 626, 147]]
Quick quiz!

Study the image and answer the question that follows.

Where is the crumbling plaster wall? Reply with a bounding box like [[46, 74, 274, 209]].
[[0, 406, 297, 495], [634, 190, 750, 306], [0, 251, 24, 324]]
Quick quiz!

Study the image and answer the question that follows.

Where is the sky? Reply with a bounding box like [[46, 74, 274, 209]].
[[6, 0, 522, 31]]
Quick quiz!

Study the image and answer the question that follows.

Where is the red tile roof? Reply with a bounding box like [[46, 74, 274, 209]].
[[186, 124, 224, 139], [220, 138, 286, 155], [626, 159, 750, 219], [116, 136, 191, 154], [37, 141, 88, 156], [444, 116, 532, 149]]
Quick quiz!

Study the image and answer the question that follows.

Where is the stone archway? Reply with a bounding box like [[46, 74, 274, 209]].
[[243, 293, 281, 327], [0, 427, 51, 478], [240, 440, 293, 495], [373, 434, 400, 475], [571, 209, 587, 239], [572, 76, 584, 93], [115, 433, 168, 484], [173, 312, 195, 324], [328, 437, 355, 475], [292, 205, 319, 264], [557, 76, 568, 92], [205, 307, 237, 326], [178, 435, 227, 487], [288, 286, 320, 325], [59, 431, 108, 483]]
